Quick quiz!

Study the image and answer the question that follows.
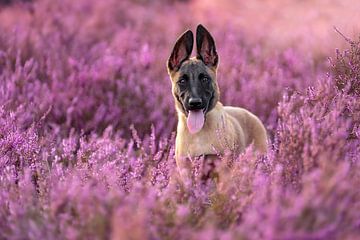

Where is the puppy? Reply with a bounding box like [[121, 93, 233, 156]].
[[167, 24, 267, 180]]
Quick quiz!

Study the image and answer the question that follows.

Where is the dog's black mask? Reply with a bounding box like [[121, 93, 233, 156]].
[[176, 62, 215, 115], [168, 24, 219, 117]]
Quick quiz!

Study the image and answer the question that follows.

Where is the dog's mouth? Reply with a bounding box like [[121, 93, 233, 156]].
[[183, 94, 215, 134], [186, 108, 206, 134], [176, 92, 215, 134]]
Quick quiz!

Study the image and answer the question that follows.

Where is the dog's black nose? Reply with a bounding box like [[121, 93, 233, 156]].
[[189, 97, 203, 108]]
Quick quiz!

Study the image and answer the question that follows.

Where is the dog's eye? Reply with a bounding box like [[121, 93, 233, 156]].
[[178, 78, 187, 85], [201, 76, 210, 84]]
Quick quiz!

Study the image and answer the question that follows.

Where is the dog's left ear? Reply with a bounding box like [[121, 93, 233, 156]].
[[196, 24, 218, 68]]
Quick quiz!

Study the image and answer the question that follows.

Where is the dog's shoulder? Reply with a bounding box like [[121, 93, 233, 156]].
[[223, 106, 256, 135], [223, 106, 268, 153], [223, 106, 250, 126]]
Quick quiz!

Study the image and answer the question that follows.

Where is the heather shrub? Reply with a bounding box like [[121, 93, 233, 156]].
[[0, 0, 359, 239], [276, 78, 355, 188], [332, 34, 360, 96]]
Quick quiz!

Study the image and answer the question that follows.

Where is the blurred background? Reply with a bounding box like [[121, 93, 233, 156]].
[[192, 0, 360, 58], [2, 0, 360, 57]]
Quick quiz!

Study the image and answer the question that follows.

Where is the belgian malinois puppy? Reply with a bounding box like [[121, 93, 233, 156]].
[[167, 24, 267, 181]]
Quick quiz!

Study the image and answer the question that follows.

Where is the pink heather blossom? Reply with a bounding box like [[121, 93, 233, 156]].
[[0, 0, 359, 239]]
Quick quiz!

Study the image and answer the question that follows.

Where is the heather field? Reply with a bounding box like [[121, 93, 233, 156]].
[[0, 0, 360, 239]]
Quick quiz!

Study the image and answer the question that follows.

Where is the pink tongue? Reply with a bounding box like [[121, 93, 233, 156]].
[[187, 110, 205, 134]]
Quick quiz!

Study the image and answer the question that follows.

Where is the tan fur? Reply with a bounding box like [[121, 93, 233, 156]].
[[175, 102, 267, 172], [168, 48, 267, 181]]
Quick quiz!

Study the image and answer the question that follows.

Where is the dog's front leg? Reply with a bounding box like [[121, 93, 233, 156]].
[[201, 154, 221, 183], [176, 155, 221, 185]]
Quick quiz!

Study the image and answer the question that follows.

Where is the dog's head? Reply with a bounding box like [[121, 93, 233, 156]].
[[167, 24, 220, 134]]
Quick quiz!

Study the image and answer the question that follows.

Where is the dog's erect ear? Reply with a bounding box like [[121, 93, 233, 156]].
[[167, 30, 194, 72], [196, 24, 218, 68]]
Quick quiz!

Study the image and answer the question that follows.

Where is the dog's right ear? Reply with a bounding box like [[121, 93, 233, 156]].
[[167, 30, 193, 72]]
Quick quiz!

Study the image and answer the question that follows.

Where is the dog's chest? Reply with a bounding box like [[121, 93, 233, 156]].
[[175, 111, 245, 158], [176, 131, 219, 158]]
